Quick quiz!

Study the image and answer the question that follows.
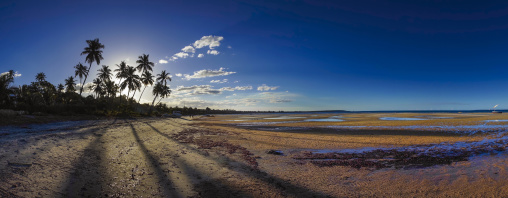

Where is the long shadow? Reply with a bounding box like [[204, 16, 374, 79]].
[[145, 122, 332, 198], [62, 130, 107, 197], [129, 123, 181, 197]]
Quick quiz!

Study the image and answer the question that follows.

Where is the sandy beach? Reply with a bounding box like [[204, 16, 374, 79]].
[[1, 112, 508, 197]]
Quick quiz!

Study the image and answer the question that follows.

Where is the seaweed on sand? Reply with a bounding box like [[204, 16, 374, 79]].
[[172, 129, 258, 168]]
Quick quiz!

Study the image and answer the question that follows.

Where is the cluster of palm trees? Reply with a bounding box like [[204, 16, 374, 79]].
[[63, 38, 172, 110], [0, 38, 173, 114]]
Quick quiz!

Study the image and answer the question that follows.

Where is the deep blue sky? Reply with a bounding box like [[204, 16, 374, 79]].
[[2, 0, 508, 111]]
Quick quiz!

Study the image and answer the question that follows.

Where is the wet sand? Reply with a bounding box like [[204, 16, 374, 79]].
[[1, 113, 508, 197]]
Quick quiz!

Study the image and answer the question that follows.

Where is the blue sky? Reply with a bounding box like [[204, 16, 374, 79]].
[[2, 0, 508, 111]]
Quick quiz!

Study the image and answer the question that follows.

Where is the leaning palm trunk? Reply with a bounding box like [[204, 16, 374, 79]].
[[138, 86, 147, 103], [79, 64, 91, 96], [156, 97, 164, 106], [150, 94, 158, 113], [131, 90, 137, 101]]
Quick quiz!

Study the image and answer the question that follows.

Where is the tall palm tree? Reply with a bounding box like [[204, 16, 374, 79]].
[[97, 65, 112, 82], [64, 76, 76, 93], [150, 82, 163, 111], [150, 82, 171, 110], [156, 70, 171, 86], [119, 66, 141, 102], [138, 70, 154, 103], [136, 54, 154, 73], [35, 72, 46, 82], [80, 38, 105, 96], [114, 61, 128, 98], [74, 63, 87, 89]]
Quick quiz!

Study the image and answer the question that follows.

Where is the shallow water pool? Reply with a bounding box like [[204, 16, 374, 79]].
[[304, 118, 344, 122], [380, 117, 426, 121]]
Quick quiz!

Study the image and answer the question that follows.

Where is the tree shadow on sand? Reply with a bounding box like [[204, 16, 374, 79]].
[[129, 123, 182, 197], [144, 122, 332, 198], [62, 128, 108, 197]]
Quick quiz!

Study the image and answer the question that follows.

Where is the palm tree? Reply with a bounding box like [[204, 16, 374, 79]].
[[104, 80, 118, 98], [35, 72, 46, 82], [150, 82, 171, 111], [80, 38, 105, 96], [138, 70, 154, 103], [136, 54, 154, 73], [74, 63, 87, 89], [0, 70, 16, 106], [57, 84, 65, 93], [97, 65, 112, 82], [114, 61, 128, 98], [119, 66, 141, 102], [91, 78, 104, 98], [156, 84, 171, 106], [64, 76, 76, 93], [156, 70, 171, 86], [150, 82, 163, 111]]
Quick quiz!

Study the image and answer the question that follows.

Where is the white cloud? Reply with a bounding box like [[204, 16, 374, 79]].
[[193, 35, 224, 49], [207, 50, 220, 55], [174, 52, 189, 58], [198, 54, 204, 58], [181, 45, 195, 53], [183, 67, 236, 80], [1, 71, 21, 78], [227, 45, 232, 49], [257, 84, 279, 91], [210, 79, 228, 83], [175, 73, 182, 77], [220, 86, 252, 91], [159, 59, 168, 64]]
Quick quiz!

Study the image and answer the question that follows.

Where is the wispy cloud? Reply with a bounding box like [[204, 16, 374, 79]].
[[210, 79, 228, 83], [175, 84, 252, 96], [183, 67, 236, 80], [220, 86, 252, 91], [176, 85, 221, 95], [257, 84, 279, 91], [159, 59, 168, 64], [175, 73, 182, 77]]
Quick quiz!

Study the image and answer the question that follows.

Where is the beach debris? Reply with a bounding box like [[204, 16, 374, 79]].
[[266, 150, 283, 155]]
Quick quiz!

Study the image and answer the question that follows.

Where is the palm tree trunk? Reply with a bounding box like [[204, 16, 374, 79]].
[[138, 86, 147, 103], [79, 63, 92, 96], [126, 89, 130, 103], [156, 97, 163, 106], [149, 94, 158, 113], [131, 90, 137, 101]]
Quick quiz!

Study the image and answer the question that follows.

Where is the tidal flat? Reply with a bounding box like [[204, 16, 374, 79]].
[[1, 112, 508, 197]]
